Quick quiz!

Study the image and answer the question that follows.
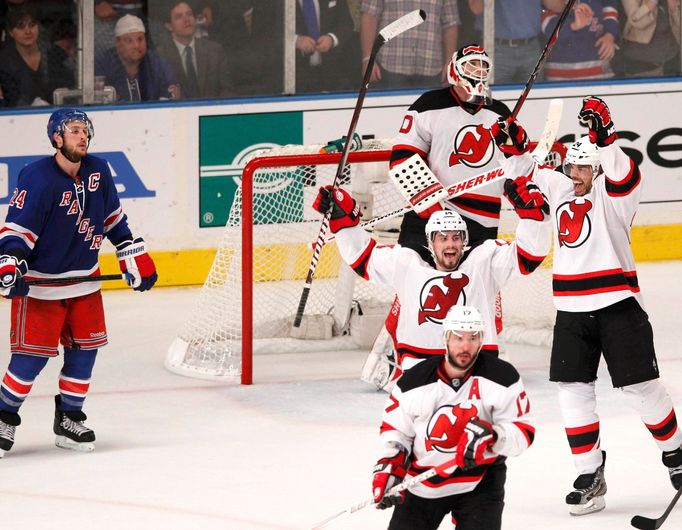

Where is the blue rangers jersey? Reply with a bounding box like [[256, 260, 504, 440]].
[[0, 155, 131, 300]]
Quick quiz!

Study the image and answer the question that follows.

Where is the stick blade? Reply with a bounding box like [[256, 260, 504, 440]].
[[378, 9, 425, 43], [531, 98, 563, 164], [631, 515, 660, 529]]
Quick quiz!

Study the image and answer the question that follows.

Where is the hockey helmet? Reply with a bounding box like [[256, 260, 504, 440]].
[[47, 108, 94, 147], [442, 305, 485, 345], [425, 209, 469, 248], [563, 135, 600, 177], [447, 45, 492, 104]]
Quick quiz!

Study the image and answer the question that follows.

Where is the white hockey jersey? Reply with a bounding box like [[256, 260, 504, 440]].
[[334, 215, 551, 367], [392, 88, 511, 228], [379, 354, 535, 498], [503, 143, 643, 312]]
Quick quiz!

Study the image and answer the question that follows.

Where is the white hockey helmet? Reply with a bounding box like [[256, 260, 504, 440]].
[[447, 45, 492, 104], [425, 209, 469, 248], [563, 135, 601, 177], [443, 305, 485, 345]]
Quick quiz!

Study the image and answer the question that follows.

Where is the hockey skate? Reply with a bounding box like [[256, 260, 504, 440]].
[[566, 451, 607, 516], [0, 410, 21, 458], [53, 395, 95, 452], [662, 447, 682, 490]]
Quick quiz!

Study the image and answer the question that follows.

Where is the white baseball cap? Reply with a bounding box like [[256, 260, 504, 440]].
[[114, 14, 146, 37]]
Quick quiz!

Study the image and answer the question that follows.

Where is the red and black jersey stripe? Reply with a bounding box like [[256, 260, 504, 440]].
[[516, 246, 546, 275], [349, 239, 377, 280], [553, 268, 639, 296], [605, 158, 641, 197], [390, 145, 428, 167], [514, 421, 536, 446], [565, 422, 600, 454], [449, 194, 502, 220], [646, 409, 679, 442]]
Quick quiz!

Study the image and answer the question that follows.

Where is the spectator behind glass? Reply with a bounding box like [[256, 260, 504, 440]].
[[468, 0, 566, 84], [614, 0, 681, 77], [155, 1, 233, 99], [94, 0, 145, 57], [0, 6, 75, 107], [95, 14, 180, 102], [542, 0, 620, 81], [360, 0, 460, 90]]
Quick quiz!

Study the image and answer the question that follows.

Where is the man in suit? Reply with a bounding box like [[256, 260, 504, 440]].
[[155, 0, 233, 99]]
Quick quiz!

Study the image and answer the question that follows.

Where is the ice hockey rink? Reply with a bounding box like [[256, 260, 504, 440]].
[[0, 260, 681, 530]]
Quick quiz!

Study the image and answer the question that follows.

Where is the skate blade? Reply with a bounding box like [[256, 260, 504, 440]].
[[569, 496, 605, 516], [55, 436, 95, 452]]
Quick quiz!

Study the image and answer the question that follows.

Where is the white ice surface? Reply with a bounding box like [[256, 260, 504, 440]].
[[1, 261, 682, 530]]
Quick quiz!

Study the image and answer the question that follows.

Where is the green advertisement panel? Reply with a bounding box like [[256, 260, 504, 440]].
[[199, 112, 303, 227]]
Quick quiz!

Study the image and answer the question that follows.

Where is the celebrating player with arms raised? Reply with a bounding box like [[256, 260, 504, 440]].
[[496, 96, 682, 515], [0, 108, 157, 458]]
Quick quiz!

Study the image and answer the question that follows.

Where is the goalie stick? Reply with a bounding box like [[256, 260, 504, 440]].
[[27, 273, 130, 285], [324, 98, 563, 243], [309, 454, 459, 530], [631, 487, 682, 529], [293, 9, 427, 328]]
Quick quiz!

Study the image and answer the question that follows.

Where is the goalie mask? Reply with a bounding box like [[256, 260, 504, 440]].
[[563, 135, 601, 178], [447, 45, 492, 104]]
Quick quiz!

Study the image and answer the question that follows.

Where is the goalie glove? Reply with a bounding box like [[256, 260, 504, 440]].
[[115, 237, 158, 292], [455, 418, 497, 470], [491, 117, 530, 157], [312, 185, 361, 233], [578, 96, 617, 147], [372, 442, 409, 509], [504, 176, 549, 221], [0, 254, 28, 298]]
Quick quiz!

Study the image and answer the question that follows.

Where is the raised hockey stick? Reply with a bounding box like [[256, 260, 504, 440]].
[[631, 487, 682, 529], [27, 273, 130, 285], [293, 9, 426, 328], [309, 455, 459, 530]]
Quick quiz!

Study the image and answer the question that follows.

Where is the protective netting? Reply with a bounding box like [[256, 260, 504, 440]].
[[166, 140, 565, 381]]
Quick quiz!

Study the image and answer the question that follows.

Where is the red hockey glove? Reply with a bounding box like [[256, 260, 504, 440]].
[[578, 96, 617, 147], [416, 201, 444, 219], [312, 185, 361, 233], [491, 117, 530, 157], [455, 419, 497, 470], [115, 237, 158, 292], [0, 254, 28, 298], [372, 443, 409, 509], [504, 176, 549, 221]]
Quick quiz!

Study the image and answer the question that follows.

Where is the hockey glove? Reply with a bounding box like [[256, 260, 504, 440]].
[[504, 176, 549, 221], [115, 237, 158, 292], [578, 96, 617, 147], [491, 117, 530, 157], [312, 185, 361, 233], [372, 442, 409, 509], [0, 254, 29, 298], [455, 419, 497, 470]]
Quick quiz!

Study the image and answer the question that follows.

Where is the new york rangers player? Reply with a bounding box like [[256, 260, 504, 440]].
[[0, 108, 157, 457], [497, 96, 682, 515], [371, 305, 535, 529]]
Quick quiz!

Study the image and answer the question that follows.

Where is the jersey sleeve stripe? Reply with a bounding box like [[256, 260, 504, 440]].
[[390, 144, 429, 167], [349, 238, 377, 280], [103, 206, 126, 232], [0, 223, 39, 249], [513, 421, 536, 446], [516, 245, 547, 275], [605, 158, 640, 197], [448, 195, 502, 219], [379, 421, 398, 434]]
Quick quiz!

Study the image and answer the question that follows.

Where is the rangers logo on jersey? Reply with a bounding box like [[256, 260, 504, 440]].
[[448, 124, 495, 168], [557, 198, 592, 248], [418, 273, 470, 325], [425, 403, 479, 453]]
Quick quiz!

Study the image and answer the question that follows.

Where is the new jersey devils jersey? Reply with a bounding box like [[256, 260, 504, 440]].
[[380, 354, 535, 498], [0, 155, 131, 300], [391, 88, 511, 228], [503, 143, 643, 312], [334, 215, 550, 367]]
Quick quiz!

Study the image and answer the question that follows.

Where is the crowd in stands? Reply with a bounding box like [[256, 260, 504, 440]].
[[0, 0, 680, 108]]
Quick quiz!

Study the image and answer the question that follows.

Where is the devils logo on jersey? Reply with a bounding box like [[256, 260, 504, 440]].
[[557, 198, 592, 248], [418, 273, 470, 325], [448, 124, 495, 168], [425, 403, 479, 453]]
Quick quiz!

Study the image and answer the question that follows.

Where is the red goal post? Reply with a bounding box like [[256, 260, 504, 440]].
[[165, 139, 566, 384]]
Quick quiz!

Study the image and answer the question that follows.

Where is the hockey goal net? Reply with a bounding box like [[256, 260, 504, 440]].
[[166, 139, 566, 384]]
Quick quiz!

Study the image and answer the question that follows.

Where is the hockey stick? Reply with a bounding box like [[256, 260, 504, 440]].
[[631, 487, 682, 529], [292, 9, 427, 328], [324, 99, 563, 243], [309, 455, 459, 530], [27, 273, 130, 285], [510, 0, 576, 119]]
